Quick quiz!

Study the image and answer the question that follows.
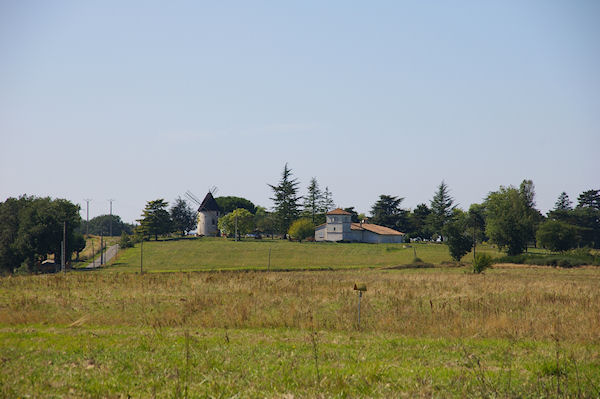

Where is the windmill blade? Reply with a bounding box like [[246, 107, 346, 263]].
[[185, 190, 202, 206], [209, 186, 219, 196]]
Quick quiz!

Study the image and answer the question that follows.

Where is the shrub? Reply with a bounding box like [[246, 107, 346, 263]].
[[119, 232, 134, 249], [473, 253, 493, 274], [495, 248, 600, 268], [288, 219, 315, 242]]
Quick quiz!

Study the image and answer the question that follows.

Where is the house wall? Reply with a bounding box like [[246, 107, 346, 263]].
[[315, 225, 326, 241], [361, 231, 404, 244], [197, 210, 220, 236], [325, 214, 351, 242]]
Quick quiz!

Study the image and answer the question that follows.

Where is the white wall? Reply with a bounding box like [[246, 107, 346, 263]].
[[197, 210, 220, 236]]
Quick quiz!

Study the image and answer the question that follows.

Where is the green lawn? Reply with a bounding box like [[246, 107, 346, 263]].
[[2, 326, 598, 398], [111, 237, 502, 272]]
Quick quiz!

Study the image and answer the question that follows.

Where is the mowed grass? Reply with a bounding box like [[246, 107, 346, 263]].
[[1, 267, 600, 397], [111, 238, 502, 272]]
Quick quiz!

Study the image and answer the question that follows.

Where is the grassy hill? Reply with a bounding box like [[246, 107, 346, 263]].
[[110, 237, 502, 272]]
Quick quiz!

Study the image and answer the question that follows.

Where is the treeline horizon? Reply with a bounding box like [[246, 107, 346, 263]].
[[1, 163, 598, 273]]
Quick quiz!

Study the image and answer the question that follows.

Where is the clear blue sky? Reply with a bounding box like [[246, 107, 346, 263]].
[[1, 1, 598, 223]]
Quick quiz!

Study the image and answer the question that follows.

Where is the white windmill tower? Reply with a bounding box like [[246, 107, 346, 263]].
[[186, 187, 221, 236]]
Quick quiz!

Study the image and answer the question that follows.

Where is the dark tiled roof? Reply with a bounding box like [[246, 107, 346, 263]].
[[327, 208, 352, 215], [198, 192, 221, 212]]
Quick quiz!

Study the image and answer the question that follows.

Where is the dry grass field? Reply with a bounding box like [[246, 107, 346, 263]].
[[1, 266, 600, 396]]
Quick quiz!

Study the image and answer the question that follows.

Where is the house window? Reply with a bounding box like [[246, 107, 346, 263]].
[[333, 227, 336, 231], [212, 219, 215, 225]]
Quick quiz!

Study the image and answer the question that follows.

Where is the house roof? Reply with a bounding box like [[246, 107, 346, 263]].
[[198, 192, 221, 212], [327, 208, 352, 215], [351, 222, 404, 236]]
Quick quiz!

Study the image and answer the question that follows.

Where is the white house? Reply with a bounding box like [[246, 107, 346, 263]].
[[314, 208, 405, 243], [196, 192, 221, 236]]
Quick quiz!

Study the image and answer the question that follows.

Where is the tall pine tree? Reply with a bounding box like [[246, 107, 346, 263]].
[[322, 186, 335, 213], [269, 163, 302, 235], [303, 177, 323, 224], [429, 181, 455, 239], [554, 192, 573, 211]]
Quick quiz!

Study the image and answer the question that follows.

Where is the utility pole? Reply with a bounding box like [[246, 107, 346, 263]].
[[61, 221, 66, 273], [100, 230, 104, 265], [108, 199, 115, 236], [235, 213, 238, 241], [84, 199, 92, 237], [140, 238, 143, 274]]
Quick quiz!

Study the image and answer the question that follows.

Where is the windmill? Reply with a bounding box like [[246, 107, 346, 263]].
[[185, 190, 203, 208], [185, 188, 221, 236]]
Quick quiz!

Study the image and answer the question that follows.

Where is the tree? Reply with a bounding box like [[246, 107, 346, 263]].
[[0, 196, 31, 272], [216, 196, 257, 214], [442, 210, 473, 261], [0, 195, 82, 272], [567, 207, 600, 248], [547, 198, 600, 249], [16, 197, 81, 270], [343, 207, 360, 223], [218, 208, 255, 239], [303, 177, 323, 224], [519, 179, 543, 243], [408, 203, 432, 239], [86, 214, 133, 236], [119, 231, 134, 249], [288, 218, 315, 242], [429, 181, 456, 239], [138, 199, 172, 240], [255, 206, 277, 238], [467, 203, 487, 243], [554, 192, 573, 211], [536, 220, 578, 252], [576, 189, 600, 210], [170, 197, 196, 236], [484, 181, 540, 256], [370, 195, 408, 231], [322, 186, 335, 213], [269, 163, 302, 235], [72, 232, 86, 261]]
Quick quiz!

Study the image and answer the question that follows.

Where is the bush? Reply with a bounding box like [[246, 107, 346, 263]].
[[473, 253, 493, 274], [119, 232, 134, 249], [494, 249, 600, 268], [288, 219, 315, 242]]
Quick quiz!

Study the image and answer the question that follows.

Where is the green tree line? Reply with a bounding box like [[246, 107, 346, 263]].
[[0, 196, 85, 273]]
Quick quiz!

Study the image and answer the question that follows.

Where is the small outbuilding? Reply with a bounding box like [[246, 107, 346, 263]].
[[314, 208, 405, 244]]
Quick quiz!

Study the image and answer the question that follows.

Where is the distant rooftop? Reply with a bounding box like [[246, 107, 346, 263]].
[[198, 192, 221, 212], [351, 223, 404, 235], [326, 208, 352, 215]]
